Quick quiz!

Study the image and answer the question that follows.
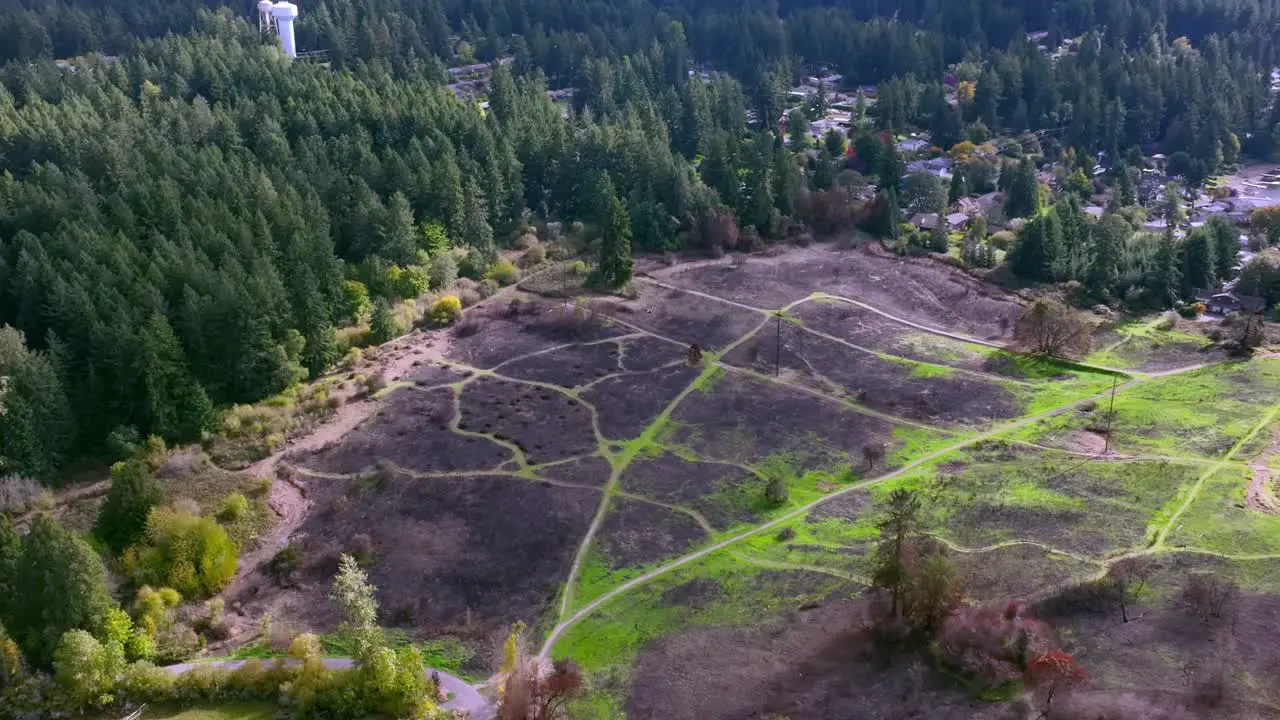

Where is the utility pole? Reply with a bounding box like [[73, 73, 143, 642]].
[[1103, 375, 1118, 454], [775, 313, 782, 376]]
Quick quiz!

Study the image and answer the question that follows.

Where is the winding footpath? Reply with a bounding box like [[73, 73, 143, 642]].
[[161, 658, 492, 719]]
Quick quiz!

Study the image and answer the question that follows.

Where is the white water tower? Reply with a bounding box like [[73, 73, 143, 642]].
[[257, 0, 275, 34], [270, 1, 299, 58]]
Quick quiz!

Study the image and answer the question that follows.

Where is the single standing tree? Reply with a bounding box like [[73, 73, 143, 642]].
[[1105, 557, 1153, 623], [903, 172, 946, 215], [94, 458, 164, 554], [330, 553, 385, 662], [872, 489, 922, 620], [589, 173, 634, 289], [909, 553, 960, 632], [948, 168, 968, 204], [1003, 158, 1041, 219], [1014, 299, 1092, 357], [1025, 650, 1086, 718]]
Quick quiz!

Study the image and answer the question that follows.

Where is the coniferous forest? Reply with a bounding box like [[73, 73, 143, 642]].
[[4, 0, 1280, 479]]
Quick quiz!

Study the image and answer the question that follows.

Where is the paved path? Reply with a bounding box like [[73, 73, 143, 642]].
[[162, 658, 492, 719]]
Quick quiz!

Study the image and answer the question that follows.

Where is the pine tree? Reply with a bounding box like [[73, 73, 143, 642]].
[[462, 178, 497, 271], [1010, 212, 1064, 282], [1207, 216, 1239, 282], [871, 489, 922, 620], [94, 458, 164, 554], [1181, 228, 1217, 296], [590, 173, 634, 289], [948, 169, 968, 204], [1088, 214, 1128, 297], [1004, 158, 1041, 219]]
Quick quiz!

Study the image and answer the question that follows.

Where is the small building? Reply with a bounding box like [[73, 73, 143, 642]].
[[897, 138, 930, 154], [945, 213, 971, 230], [906, 157, 953, 178], [910, 214, 942, 231], [1207, 292, 1266, 315], [1083, 205, 1105, 220]]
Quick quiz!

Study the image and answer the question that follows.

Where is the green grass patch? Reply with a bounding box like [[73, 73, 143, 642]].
[[1166, 466, 1280, 556], [1015, 361, 1280, 460], [103, 702, 276, 720], [553, 549, 849, 676]]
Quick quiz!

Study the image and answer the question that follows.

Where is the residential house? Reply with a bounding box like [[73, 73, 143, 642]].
[[906, 157, 953, 178], [1083, 205, 1105, 220], [897, 138, 930, 154], [1207, 292, 1266, 315]]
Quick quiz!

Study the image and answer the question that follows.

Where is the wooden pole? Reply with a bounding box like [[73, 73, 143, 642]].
[[1103, 374, 1118, 454], [775, 314, 782, 376]]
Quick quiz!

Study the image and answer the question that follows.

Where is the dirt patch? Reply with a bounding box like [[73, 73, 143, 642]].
[[806, 491, 872, 523], [595, 499, 707, 568], [446, 300, 626, 369], [582, 364, 702, 440], [660, 579, 722, 609], [1061, 429, 1110, 455], [296, 388, 512, 474], [1247, 430, 1280, 514], [618, 335, 683, 372], [458, 377, 598, 464], [498, 340, 624, 387], [627, 597, 1011, 720], [240, 472, 597, 665], [724, 326, 1020, 426], [667, 371, 904, 469], [597, 284, 764, 351], [536, 455, 612, 488]]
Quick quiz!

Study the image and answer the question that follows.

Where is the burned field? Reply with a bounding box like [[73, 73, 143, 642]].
[[295, 388, 512, 475], [244, 248, 1280, 720], [457, 376, 599, 464], [267, 470, 598, 662], [723, 323, 1022, 427]]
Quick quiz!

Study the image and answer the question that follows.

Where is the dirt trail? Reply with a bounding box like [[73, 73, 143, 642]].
[[1247, 430, 1280, 514]]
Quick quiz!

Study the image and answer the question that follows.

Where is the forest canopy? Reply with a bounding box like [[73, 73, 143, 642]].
[[3, 0, 1280, 477]]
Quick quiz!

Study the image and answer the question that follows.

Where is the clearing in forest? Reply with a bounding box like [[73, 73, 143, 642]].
[[225, 245, 1280, 719]]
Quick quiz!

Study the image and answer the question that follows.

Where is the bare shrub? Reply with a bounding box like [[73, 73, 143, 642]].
[[1180, 573, 1239, 624], [1105, 556, 1153, 622], [0, 475, 45, 514], [1014, 298, 1093, 357], [348, 533, 375, 566], [454, 316, 487, 338]]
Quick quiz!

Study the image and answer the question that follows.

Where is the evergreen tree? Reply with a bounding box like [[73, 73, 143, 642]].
[[948, 169, 968, 204], [1088, 214, 1129, 297], [1181, 228, 1217, 296], [1004, 158, 1041, 219], [1010, 213, 1064, 282], [1207, 216, 1240, 282], [589, 173, 634, 289], [9, 516, 113, 668], [462, 179, 497, 271], [94, 458, 164, 555]]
